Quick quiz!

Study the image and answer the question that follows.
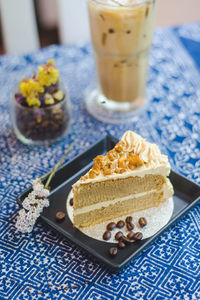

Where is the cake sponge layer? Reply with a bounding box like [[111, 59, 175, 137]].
[[74, 191, 165, 228], [73, 174, 165, 209]]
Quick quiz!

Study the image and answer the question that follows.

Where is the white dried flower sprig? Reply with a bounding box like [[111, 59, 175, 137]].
[[16, 179, 50, 233], [16, 143, 73, 233]]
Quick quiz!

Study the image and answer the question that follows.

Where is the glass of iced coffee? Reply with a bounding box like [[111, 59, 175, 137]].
[[85, 0, 156, 123]]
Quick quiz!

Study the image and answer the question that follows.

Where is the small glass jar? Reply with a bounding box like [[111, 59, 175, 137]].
[[11, 84, 72, 146]]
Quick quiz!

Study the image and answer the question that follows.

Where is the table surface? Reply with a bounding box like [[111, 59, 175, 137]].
[[0, 22, 200, 300]]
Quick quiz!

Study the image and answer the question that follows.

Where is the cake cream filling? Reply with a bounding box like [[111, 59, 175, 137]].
[[73, 181, 173, 216], [74, 190, 156, 216]]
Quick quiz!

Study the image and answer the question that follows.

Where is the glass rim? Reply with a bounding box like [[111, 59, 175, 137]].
[[89, 0, 152, 8]]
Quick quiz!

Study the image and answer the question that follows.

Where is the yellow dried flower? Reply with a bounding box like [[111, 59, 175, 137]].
[[26, 97, 41, 107], [18, 59, 61, 107], [46, 59, 55, 65], [53, 91, 64, 101], [38, 60, 59, 87], [19, 78, 44, 98], [45, 96, 54, 105]]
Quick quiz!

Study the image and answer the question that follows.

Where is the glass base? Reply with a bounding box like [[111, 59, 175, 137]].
[[84, 89, 148, 124], [13, 123, 70, 146]]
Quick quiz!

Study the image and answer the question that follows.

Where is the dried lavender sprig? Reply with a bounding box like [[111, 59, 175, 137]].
[[16, 143, 74, 233], [16, 179, 50, 233], [44, 142, 74, 188]]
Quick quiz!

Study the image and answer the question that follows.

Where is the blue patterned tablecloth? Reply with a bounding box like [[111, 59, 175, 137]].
[[0, 22, 200, 300]]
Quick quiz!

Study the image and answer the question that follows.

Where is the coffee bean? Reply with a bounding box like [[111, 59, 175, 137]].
[[116, 220, 125, 229], [120, 235, 131, 244], [126, 222, 134, 231], [109, 247, 118, 257], [125, 216, 133, 224], [115, 231, 123, 241], [127, 232, 135, 240], [103, 230, 111, 241], [118, 241, 126, 249], [139, 217, 147, 228], [69, 198, 73, 206], [107, 222, 116, 231], [133, 232, 143, 240], [56, 211, 65, 221]]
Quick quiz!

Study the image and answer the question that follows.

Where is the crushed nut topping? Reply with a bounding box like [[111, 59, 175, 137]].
[[114, 142, 124, 153], [88, 170, 97, 179], [115, 168, 126, 174], [107, 150, 118, 161], [93, 155, 104, 165], [103, 169, 112, 176], [129, 154, 143, 167], [118, 155, 127, 168], [81, 141, 144, 179], [106, 161, 113, 169]]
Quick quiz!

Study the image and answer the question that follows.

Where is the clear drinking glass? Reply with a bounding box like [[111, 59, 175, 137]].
[[11, 83, 72, 146], [85, 0, 156, 123]]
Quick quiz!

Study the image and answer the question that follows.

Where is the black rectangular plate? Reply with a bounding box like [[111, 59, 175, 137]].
[[17, 135, 200, 272]]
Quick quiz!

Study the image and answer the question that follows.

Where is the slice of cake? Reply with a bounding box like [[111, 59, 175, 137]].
[[72, 131, 174, 228]]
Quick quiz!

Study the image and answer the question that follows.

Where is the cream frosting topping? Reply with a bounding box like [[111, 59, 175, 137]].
[[121, 131, 167, 164]]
